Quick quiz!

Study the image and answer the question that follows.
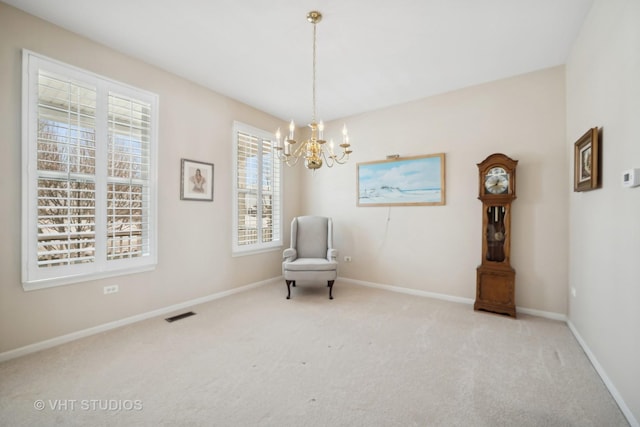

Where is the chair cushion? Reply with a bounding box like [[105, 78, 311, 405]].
[[296, 216, 328, 259], [284, 258, 337, 272]]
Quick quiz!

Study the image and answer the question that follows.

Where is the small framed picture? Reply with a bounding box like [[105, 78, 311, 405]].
[[573, 127, 600, 192], [180, 159, 214, 201]]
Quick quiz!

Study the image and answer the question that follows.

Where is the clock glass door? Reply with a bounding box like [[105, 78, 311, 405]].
[[486, 205, 506, 262]]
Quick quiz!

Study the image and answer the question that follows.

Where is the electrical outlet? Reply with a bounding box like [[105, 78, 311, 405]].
[[344, 256, 352, 262], [571, 287, 576, 297], [103, 285, 119, 295]]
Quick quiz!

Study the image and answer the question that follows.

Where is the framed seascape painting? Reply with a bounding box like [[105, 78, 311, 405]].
[[180, 158, 214, 201], [573, 127, 600, 192], [357, 153, 446, 207]]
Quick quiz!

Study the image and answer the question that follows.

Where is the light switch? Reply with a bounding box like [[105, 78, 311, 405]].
[[622, 168, 640, 188]]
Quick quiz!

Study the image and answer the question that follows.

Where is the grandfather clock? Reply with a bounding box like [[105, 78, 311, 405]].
[[475, 153, 518, 317]]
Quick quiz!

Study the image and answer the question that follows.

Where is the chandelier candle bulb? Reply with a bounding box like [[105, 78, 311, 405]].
[[318, 120, 324, 140], [288, 120, 295, 140]]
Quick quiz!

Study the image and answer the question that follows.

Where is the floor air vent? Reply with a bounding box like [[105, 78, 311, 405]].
[[165, 311, 196, 323]]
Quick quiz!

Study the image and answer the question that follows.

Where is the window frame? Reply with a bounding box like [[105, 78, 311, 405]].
[[232, 121, 283, 256], [21, 50, 158, 290]]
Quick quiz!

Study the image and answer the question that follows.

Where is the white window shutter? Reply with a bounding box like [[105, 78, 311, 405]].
[[22, 50, 158, 290], [232, 122, 282, 255]]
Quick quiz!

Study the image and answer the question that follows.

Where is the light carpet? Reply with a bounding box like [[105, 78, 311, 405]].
[[0, 281, 629, 426]]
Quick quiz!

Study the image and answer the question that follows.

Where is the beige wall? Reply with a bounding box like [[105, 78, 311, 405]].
[[303, 67, 569, 315], [0, 3, 299, 353], [567, 0, 640, 423]]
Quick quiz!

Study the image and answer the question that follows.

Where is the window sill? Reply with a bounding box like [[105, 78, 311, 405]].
[[22, 263, 157, 291], [232, 245, 282, 258]]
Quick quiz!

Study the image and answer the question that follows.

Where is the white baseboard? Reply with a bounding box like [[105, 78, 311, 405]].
[[567, 321, 639, 427], [340, 277, 567, 321], [341, 277, 475, 305], [0, 278, 277, 363], [516, 306, 567, 322]]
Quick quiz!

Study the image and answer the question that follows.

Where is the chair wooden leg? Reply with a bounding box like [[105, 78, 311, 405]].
[[328, 280, 334, 300], [285, 280, 293, 299]]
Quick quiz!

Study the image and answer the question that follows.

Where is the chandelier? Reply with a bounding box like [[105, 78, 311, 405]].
[[274, 11, 352, 170]]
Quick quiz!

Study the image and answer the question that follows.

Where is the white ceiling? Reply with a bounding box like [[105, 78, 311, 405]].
[[5, 0, 594, 124]]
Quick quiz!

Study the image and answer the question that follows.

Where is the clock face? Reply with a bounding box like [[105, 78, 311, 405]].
[[484, 167, 509, 195]]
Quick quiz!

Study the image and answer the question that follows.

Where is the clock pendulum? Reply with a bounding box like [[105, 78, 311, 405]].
[[475, 153, 518, 317]]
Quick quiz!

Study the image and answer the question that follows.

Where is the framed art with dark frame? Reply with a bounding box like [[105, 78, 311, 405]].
[[573, 127, 600, 192], [357, 153, 446, 207], [180, 158, 214, 201]]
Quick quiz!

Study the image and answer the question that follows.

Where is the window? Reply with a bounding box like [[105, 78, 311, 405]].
[[22, 50, 158, 290], [232, 121, 282, 255]]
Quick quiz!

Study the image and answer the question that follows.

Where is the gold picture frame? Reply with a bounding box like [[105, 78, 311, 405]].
[[573, 127, 600, 192], [357, 153, 446, 207]]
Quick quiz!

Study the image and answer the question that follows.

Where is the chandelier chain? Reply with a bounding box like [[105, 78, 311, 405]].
[[312, 22, 317, 123]]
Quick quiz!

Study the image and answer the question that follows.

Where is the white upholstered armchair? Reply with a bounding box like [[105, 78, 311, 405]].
[[282, 216, 338, 299]]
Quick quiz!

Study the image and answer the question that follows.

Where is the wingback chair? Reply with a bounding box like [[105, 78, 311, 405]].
[[282, 216, 338, 299]]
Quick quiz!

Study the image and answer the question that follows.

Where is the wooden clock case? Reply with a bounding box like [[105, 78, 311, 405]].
[[475, 153, 518, 318]]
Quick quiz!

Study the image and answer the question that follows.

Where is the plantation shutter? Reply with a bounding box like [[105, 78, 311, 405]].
[[236, 131, 260, 246], [233, 122, 282, 254], [36, 70, 97, 267], [23, 50, 158, 289], [107, 93, 152, 260], [261, 138, 281, 244]]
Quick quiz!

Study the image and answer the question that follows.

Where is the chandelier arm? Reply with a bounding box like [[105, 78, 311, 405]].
[[286, 156, 301, 167], [283, 152, 301, 167], [333, 151, 350, 165], [292, 141, 307, 159], [320, 149, 334, 168], [274, 149, 293, 164]]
